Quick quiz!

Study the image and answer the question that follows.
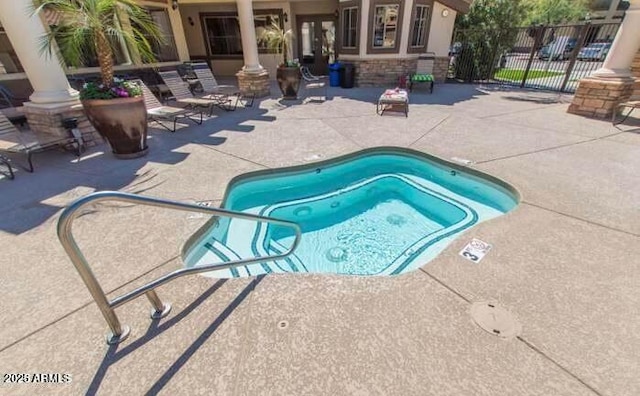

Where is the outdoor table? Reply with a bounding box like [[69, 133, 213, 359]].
[[376, 88, 409, 117]]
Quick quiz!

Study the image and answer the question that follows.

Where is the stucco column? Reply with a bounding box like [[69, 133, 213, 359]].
[[167, 5, 190, 62], [0, 0, 78, 104], [592, 0, 640, 78], [236, 0, 263, 73]]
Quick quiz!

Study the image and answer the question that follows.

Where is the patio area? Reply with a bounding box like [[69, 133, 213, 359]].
[[0, 83, 639, 395]]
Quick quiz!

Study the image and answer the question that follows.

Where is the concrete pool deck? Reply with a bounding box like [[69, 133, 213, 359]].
[[0, 83, 638, 395]]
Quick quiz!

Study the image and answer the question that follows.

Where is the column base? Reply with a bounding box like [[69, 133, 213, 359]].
[[236, 69, 270, 98], [24, 101, 103, 147], [567, 76, 636, 119]]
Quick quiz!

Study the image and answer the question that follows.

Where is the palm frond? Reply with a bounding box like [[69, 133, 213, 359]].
[[32, 0, 166, 85]]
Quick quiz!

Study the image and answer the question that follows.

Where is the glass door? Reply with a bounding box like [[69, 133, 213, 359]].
[[297, 15, 336, 75]]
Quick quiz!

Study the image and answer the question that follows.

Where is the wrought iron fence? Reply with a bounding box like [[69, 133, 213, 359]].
[[447, 22, 621, 92]]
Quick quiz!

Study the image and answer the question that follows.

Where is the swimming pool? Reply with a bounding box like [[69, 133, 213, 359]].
[[182, 147, 519, 277]]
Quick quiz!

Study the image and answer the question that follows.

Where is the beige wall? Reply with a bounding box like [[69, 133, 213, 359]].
[[427, 1, 456, 57], [179, 1, 293, 76]]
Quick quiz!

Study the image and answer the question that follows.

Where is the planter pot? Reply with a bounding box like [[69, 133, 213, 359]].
[[276, 66, 301, 100], [82, 96, 148, 159]]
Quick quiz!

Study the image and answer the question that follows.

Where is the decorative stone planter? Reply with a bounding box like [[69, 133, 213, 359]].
[[276, 66, 301, 100], [82, 96, 148, 158]]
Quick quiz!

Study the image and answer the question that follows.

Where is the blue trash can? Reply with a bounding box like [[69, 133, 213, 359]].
[[329, 63, 341, 87]]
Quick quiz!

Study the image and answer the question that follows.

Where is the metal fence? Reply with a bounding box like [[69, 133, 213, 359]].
[[447, 22, 621, 92]]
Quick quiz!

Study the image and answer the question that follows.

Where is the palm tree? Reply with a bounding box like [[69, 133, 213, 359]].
[[259, 20, 294, 66], [33, 0, 164, 87]]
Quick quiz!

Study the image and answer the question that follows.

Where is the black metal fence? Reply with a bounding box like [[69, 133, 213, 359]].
[[447, 22, 621, 92]]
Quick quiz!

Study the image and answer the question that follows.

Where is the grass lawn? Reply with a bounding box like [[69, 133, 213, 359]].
[[495, 68, 564, 81]]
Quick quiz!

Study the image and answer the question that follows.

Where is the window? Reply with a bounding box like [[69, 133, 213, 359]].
[[202, 11, 282, 58], [367, 0, 404, 54], [342, 7, 358, 49], [408, 1, 432, 53], [145, 9, 179, 62], [372, 5, 399, 48], [203, 15, 243, 56], [338, 0, 360, 55], [0, 25, 24, 75], [411, 6, 429, 47]]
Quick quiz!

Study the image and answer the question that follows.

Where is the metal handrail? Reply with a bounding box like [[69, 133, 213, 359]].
[[57, 191, 302, 344]]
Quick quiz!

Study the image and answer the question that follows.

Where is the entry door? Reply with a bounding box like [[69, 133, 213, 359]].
[[297, 15, 336, 75]]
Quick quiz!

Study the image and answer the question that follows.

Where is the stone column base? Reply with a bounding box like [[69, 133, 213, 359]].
[[24, 101, 103, 147], [433, 56, 450, 83], [236, 69, 270, 98], [567, 76, 635, 119]]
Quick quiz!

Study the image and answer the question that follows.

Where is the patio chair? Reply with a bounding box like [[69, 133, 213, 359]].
[[158, 70, 226, 116], [612, 96, 640, 126], [133, 79, 203, 133], [0, 85, 28, 126], [190, 62, 254, 111], [0, 112, 82, 178], [409, 52, 435, 94], [300, 66, 328, 101]]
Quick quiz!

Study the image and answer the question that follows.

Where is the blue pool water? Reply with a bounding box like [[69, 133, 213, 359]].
[[182, 148, 519, 277]]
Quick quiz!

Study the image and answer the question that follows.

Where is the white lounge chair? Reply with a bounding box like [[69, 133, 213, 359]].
[[133, 79, 203, 133], [190, 62, 254, 111], [300, 66, 327, 101], [0, 112, 82, 178], [158, 70, 225, 116]]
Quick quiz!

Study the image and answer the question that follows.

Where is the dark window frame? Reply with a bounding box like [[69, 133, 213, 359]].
[[338, 0, 361, 55], [407, 0, 433, 54], [367, 0, 404, 55], [200, 9, 283, 59]]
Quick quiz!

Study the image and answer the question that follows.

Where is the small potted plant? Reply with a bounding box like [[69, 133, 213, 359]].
[[33, 0, 164, 158], [260, 21, 301, 100]]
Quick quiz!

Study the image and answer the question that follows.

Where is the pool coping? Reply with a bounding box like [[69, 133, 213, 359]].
[[180, 146, 522, 268]]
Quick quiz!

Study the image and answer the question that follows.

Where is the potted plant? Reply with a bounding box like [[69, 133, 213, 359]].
[[33, 0, 164, 158], [260, 21, 301, 100]]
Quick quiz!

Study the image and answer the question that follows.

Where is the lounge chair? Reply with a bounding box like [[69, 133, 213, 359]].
[[158, 70, 225, 116], [0, 112, 82, 178], [133, 79, 203, 133], [0, 85, 28, 126], [409, 52, 435, 94], [300, 66, 328, 101], [190, 62, 254, 111], [612, 96, 640, 125]]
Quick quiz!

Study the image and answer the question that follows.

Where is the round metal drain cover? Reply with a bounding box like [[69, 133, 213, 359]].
[[470, 302, 521, 339]]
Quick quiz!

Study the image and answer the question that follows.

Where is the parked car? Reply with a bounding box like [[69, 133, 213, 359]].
[[538, 37, 577, 60], [577, 42, 611, 61]]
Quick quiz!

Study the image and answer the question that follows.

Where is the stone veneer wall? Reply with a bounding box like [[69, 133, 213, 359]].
[[567, 77, 635, 118], [433, 57, 450, 83], [350, 59, 418, 87], [236, 70, 270, 98], [24, 103, 103, 147], [348, 57, 449, 87]]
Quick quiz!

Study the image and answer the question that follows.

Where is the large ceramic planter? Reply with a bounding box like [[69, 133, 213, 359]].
[[82, 96, 148, 159], [276, 66, 301, 100]]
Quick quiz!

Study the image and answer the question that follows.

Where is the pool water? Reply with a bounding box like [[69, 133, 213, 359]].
[[183, 148, 518, 277]]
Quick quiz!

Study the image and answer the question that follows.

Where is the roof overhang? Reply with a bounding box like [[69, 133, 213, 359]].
[[436, 0, 472, 14]]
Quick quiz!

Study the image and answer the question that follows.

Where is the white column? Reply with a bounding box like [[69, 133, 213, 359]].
[[0, 0, 78, 104], [236, 0, 263, 73], [592, 0, 640, 78]]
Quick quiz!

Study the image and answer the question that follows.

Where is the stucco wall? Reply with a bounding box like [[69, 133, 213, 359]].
[[427, 2, 457, 57], [179, 2, 292, 77]]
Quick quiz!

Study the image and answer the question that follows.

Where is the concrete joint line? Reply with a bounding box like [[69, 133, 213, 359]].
[[418, 268, 602, 396]]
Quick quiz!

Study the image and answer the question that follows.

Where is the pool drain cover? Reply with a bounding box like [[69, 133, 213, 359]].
[[470, 302, 521, 339]]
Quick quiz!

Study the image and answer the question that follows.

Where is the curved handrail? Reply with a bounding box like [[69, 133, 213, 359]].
[[57, 191, 302, 344]]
